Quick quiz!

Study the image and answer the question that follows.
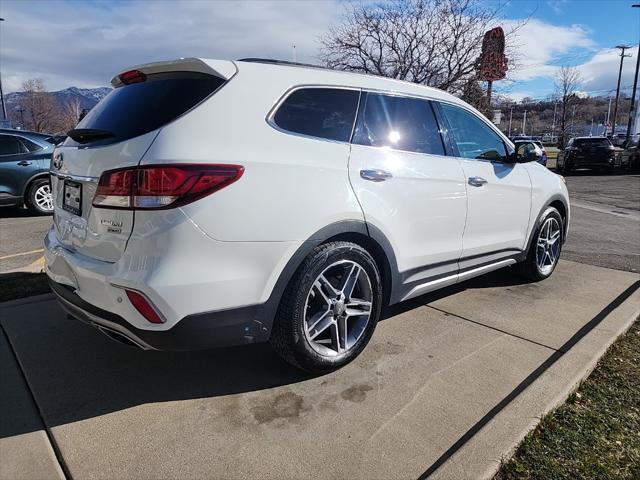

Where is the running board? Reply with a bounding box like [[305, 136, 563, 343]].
[[401, 258, 517, 301]]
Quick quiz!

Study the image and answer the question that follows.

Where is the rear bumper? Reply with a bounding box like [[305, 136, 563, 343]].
[[49, 278, 263, 350]]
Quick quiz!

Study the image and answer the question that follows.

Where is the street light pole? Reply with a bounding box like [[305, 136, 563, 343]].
[[508, 106, 513, 137], [522, 110, 527, 135], [625, 5, 640, 142], [612, 45, 631, 136]]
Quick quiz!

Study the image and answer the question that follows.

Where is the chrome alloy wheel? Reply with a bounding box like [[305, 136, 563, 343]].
[[536, 217, 561, 275], [34, 183, 53, 212], [303, 260, 373, 356]]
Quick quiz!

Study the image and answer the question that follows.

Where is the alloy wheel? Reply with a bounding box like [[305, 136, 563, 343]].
[[536, 217, 561, 275], [34, 184, 53, 212], [303, 260, 373, 356]]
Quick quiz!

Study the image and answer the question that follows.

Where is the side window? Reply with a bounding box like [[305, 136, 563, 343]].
[[0, 135, 25, 156], [352, 93, 445, 155], [272, 88, 359, 142], [18, 137, 44, 152], [440, 103, 507, 161]]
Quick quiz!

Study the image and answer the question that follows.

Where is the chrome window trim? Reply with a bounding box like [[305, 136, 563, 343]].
[[266, 83, 511, 156]]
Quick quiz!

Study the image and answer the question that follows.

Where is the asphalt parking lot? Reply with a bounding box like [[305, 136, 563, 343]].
[[1, 173, 639, 479]]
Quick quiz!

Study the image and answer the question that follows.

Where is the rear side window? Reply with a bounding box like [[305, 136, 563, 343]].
[[353, 93, 445, 155], [67, 72, 225, 147], [272, 88, 359, 142], [19, 137, 43, 152], [440, 103, 507, 161], [0, 135, 25, 155]]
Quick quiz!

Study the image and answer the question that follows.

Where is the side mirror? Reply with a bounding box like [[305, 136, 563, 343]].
[[516, 142, 543, 163]]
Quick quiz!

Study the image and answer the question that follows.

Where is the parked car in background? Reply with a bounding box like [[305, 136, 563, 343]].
[[45, 58, 569, 372], [557, 137, 616, 175], [609, 133, 627, 148], [0, 129, 55, 214], [513, 139, 547, 166], [620, 136, 639, 171]]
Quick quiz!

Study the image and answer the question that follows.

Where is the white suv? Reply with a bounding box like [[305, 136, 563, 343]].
[[45, 58, 569, 372]]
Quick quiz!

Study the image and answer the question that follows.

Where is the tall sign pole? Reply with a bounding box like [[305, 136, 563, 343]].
[[478, 27, 508, 117]]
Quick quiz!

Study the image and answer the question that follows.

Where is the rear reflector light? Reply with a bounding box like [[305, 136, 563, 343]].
[[125, 290, 164, 324], [92, 164, 244, 210], [119, 69, 146, 85]]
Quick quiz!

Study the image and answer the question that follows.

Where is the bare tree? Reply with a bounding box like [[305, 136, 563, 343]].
[[319, 0, 520, 94], [62, 97, 84, 132], [18, 78, 57, 133], [554, 66, 581, 148]]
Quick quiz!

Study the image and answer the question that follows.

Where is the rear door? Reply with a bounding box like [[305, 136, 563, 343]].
[[51, 60, 232, 262], [0, 135, 30, 198], [349, 92, 467, 298], [437, 102, 531, 267]]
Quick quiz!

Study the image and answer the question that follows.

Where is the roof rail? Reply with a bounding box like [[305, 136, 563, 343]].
[[237, 58, 333, 71]]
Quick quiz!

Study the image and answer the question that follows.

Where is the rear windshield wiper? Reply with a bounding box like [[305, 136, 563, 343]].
[[67, 128, 115, 143]]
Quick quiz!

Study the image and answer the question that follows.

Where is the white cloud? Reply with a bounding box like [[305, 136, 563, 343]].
[[578, 46, 639, 96], [0, 0, 342, 92], [506, 18, 595, 82]]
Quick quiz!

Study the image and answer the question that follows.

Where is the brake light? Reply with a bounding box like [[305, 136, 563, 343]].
[[125, 290, 164, 324], [93, 164, 244, 210], [119, 69, 146, 85]]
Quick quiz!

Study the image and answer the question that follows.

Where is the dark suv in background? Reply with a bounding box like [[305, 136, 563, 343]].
[[0, 129, 58, 215], [556, 136, 616, 175]]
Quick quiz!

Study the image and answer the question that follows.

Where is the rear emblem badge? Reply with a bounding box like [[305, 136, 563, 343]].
[[53, 152, 64, 169]]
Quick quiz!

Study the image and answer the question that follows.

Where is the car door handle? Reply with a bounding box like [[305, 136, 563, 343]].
[[360, 169, 392, 182], [468, 176, 488, 187], [17, 160, 32, 166]]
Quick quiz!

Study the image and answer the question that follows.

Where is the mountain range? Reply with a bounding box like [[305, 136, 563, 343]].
[[4, 86, 112, 115]]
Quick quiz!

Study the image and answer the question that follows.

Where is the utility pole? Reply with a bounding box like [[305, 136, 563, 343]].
[[522, 110, 527, 135], [0, 18, 6, 121], [612, 45, 632, 136], [604, 97, 612, 136], [508, 106, 513, 137], [625, 4, 640, 142]]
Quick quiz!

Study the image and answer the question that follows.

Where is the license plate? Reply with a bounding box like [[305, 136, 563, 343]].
[[63, 181, 82, 215]]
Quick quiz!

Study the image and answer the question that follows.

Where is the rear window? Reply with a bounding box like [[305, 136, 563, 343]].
[[66, 72, 225, 147], [272, 88, 359, 142], [574, 138, 611, 147]]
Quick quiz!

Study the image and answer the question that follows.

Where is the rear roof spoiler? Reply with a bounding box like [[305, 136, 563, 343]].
[[111, 58, 237, 87]]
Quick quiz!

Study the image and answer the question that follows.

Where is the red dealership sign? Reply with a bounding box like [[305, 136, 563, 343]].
[[478, 27, 508, 81]]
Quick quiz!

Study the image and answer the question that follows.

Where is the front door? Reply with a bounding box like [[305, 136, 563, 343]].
[[438, 102, 531, 270]]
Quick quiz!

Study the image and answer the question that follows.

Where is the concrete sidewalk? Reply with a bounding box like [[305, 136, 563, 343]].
[[1, 260, 638, 480]]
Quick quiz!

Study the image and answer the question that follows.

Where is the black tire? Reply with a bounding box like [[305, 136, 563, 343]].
[[25, 178, 53, 215], [557, 157, 570, 176], [519, 206, 563, 282], [270, 241, 383, 373]]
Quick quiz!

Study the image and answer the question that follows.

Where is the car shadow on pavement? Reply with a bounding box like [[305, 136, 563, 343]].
[[1, 266, 530, 438], [0, 206, 49, 219]]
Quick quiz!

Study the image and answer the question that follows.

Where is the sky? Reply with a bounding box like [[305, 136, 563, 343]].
[[0, 0, 638, 103]]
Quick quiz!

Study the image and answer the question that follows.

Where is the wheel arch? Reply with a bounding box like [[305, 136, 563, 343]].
[[524, 195, 569, 256], [255, 220, 399, 335], [22, 172, 50, 199]]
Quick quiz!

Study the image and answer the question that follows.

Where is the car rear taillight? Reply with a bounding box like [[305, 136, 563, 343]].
[[125, 289, 164, 324], [119, 69, 147, 85], [92, 164, 244, 210]]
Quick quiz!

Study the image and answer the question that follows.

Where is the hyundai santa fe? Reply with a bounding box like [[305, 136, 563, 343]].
[[45, 58, 570, 372]]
